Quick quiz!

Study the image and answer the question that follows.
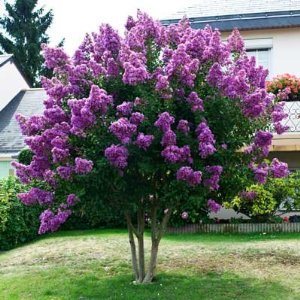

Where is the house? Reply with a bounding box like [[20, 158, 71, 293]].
[[162, 0, 300, 170], [0, 55, 45, 179]]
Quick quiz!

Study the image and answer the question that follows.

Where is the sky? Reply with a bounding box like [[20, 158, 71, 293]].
[[26, 0, 198, 54]]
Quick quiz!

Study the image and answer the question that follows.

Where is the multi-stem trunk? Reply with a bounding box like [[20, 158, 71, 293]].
[[125, 207, 172, 284]]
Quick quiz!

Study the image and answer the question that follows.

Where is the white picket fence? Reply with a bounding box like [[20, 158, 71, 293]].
[[167, 223, 300, 234]]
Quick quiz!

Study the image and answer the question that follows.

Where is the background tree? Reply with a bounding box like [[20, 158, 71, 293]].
[[0, 0, 57, 86], [14, 12, 289, 284]]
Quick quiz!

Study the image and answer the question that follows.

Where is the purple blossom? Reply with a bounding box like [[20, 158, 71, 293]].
[[130, 112, 145, 125], [75, 158, 93, 174], [18, 188, 54, 206], [57, 166, 73, 180], [177, 120, 190, 134], [52, 147, 70, 163], [117, 101, 133, 116], [135, 133, 154, 150], [227, 28, 244, 53], [42, 44, 70, 70], [105, 144, 129, 169], [176, 166, 202, 186], [252, 162, 269, 184], [240, 191, 257, 201], [187, 92, 204, 112], [196, 122, 216, 158], [154, 112, 175, 132], [274, 123, 289, 134], [272, 102, 288, 123], [207, 199, 221, 213], [109, 118, 137, 144], [181, 211, 189, 220], [38, 208, 71, 234], [66, 194, 79, 206], [162, 145, 192, 164], [270, 158, 289, 178], [203, 165, 223, 191], [161, 130, 177, 146]]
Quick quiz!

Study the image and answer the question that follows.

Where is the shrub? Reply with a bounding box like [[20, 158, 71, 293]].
[[226, 171, 300, 222], [18, 148, 34, 165], [0, 177, 41, 250]]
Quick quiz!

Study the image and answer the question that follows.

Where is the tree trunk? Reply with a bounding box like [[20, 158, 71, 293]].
[[137, 209, 145, 282], [143, 239, 159, 283], [125, 213, 139, 281], [125, 207, 172, 284]]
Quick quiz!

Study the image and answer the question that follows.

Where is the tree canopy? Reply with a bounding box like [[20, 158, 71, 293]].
[[14, 11, 288, 283]]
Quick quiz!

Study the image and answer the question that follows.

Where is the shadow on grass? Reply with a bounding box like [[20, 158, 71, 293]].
[[4, 270, 291, 300]]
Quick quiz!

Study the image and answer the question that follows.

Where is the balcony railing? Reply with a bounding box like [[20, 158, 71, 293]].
[[282, 101, 300, 133]]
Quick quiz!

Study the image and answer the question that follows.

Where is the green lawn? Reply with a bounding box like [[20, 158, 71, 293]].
[[1, 230, 300, 299]]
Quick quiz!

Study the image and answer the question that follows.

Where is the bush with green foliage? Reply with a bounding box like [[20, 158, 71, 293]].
[[226, 171, 300, 222], [0, 177, 41, 250]]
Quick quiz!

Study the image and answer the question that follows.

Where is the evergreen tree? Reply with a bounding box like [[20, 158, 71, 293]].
[[0, 0, 54, 86]]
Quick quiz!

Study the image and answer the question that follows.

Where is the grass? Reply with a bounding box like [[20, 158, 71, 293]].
[[1, 230, 300, 299]]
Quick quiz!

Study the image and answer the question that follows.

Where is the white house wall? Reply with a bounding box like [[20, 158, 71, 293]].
[[0, 60, 29, 112]]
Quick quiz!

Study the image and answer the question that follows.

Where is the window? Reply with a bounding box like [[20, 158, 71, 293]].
[[246, 48, 271, 74], [244, 38, 273, 77]]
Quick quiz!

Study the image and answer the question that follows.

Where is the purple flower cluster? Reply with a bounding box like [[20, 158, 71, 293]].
[[66, 194, 79, 206], [196, 122, 216, 158], [162, 145, 192, 164], [270, 158, 289, 178], [252, 162, 269, 184], [181, 211, 189, 219], [207, 199, 221, 213], [203, 166, 223, 191], [177, 120, 190, 134], [227, 28, 244, 53], [176, 166, 202, 186], [39, 208, 71, 234], [117, 101, 133, 116], [105, 144, 129, 169], [254, 130, 273, 156], [161, 130, 177, 146], [129, 112, 145, 125], [154, 112, 175, 132], [187, 92, 204, 112], [18, 188, 54, 206], [75, 158, 93, 174], [109, 118, 137, 144], [136, 133, 154, 150], [239, 191, 257, 201], [272, 102, 289, 134], [42, 44, 70, 71]]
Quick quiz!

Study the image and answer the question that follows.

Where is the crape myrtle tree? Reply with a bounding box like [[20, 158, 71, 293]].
[[13, 12, 289, 283]]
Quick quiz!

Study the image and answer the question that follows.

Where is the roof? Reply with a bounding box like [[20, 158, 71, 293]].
[[0, 89, 46, 154], [167, 0, 300, 19], [162, 10, 300, 31], [162, 0, 300, 31], [0, 54, 13, 67]]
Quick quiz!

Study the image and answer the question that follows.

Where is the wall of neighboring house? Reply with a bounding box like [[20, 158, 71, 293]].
[[222, 27, 300, 78], [0, 159, 14, 179], [0, 59, 29, 112]]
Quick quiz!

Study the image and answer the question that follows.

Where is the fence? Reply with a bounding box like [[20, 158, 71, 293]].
[[167, 223, 300, 234]]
